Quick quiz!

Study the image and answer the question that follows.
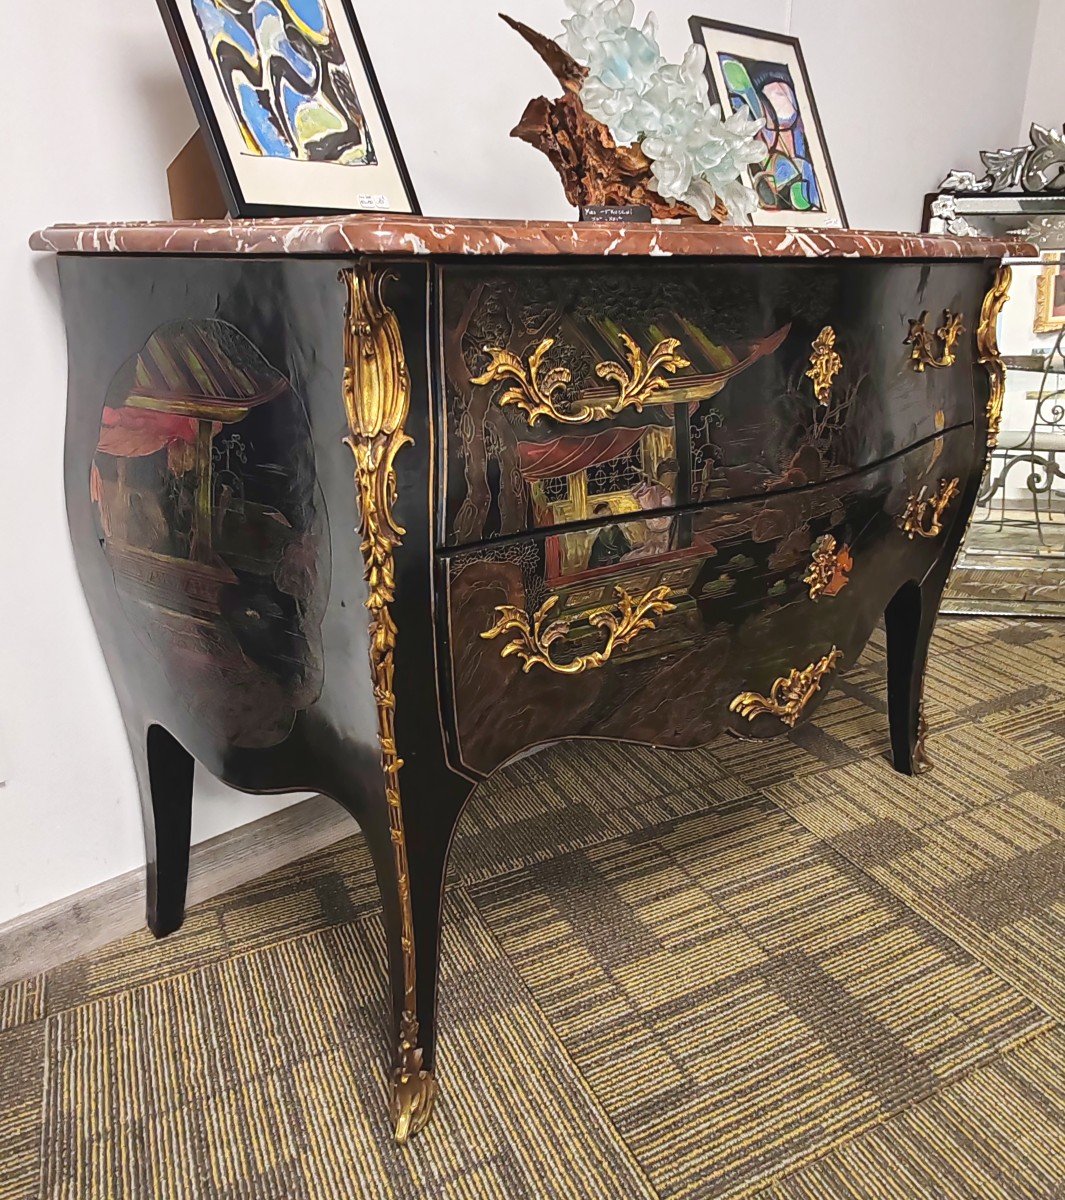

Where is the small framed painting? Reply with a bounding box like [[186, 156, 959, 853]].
[[157, 0, 419, 217], [688, 18, 846, 228], [1035, 254, 1065, 333]]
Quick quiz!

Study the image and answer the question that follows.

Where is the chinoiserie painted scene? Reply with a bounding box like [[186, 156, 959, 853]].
[[89, 318, 330, 748]]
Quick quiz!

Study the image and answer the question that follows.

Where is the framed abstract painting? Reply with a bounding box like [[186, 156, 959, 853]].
[[688, 18, 846, 228], [157, 0, 419, 217]]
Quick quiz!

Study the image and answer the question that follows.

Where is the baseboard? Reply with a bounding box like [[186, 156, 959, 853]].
[[0, 793, 355, 987]]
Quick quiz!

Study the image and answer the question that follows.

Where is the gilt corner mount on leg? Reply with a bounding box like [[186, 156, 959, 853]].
[[342, 263, 437, 1143]]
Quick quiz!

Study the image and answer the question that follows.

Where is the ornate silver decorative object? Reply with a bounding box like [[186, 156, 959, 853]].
[[941, 122, 1065, 194], [1008, 216, 1065, 248], [929, 195, 981, 238]]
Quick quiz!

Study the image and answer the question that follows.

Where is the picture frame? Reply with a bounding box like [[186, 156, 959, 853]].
[[687, 17, 846, 228], [1034, 253, 1065, 333], [157, 0, 419, 218]]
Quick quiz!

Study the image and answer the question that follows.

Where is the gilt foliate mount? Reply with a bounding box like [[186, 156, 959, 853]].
[[482, 585, 676, 675], [471, 333, 691, 425], [500, 2, 766, 222]]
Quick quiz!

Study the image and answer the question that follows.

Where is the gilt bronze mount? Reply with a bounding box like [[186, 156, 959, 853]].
[[730, 648, 844, 729], [904, 310, 964, 371], [472, 335, 692, 426], [482, 585, 675, 675], [977, 266, 1012, 450], [897, 477, 960, 540], [806, 326, 842, 404], [803, 535, 853, 601], [342, 265, 435, 1144], [913, 701, 933, 775]]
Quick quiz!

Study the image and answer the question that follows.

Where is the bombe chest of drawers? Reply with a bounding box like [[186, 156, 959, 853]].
[[32, 215, 1031, 1141]]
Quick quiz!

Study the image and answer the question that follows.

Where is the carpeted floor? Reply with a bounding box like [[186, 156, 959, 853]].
[[2, 617, 1063, 1199]]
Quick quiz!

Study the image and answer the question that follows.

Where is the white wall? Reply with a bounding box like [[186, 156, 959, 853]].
[[1019, 0, 1065, 137], [0, 0, 1044, 925]]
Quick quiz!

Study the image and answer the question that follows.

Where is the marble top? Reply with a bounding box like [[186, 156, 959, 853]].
[[29, 214, 1035, 260]]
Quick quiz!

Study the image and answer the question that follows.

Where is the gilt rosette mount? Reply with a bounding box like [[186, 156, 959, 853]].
[[803, 535, 853, 601], [500, 2, 766, 222]]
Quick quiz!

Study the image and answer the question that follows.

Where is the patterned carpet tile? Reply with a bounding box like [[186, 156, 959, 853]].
[[756, 1026, 1065, 1200], [37, 892, 657, 1200], [46, 905, 230, 1014], [205, 736, 761, 967], [450, 739, 756, 886], [7, 615, 1063, 1198], [979, 692, 1065, 772], [765, 710, 1065, 1019], [699, 696, 889, 793], [0, 1020, 45, 1200], [0, 974, 45, 1032], [469, 797, 1054, 1199], [214, 842, 381, 955], [926, 622, 1065, 725]]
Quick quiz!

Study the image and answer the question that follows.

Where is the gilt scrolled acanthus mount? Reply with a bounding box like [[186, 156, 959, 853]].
[[904, 310, 964, 371], [730, 648, 844, 729], [471, 334, 692, 426], [471, 325, 796, 426], [342, 264, 436, 1144], [897, 477, 961, 540], [977, 266, 1012, 451], [805, 326, 842, 404], [482, 585, 675, 674]]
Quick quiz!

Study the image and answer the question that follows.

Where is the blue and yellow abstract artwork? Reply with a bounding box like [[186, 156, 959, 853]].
[[719, 52, 822, 213], [191, 0, 376, 166]]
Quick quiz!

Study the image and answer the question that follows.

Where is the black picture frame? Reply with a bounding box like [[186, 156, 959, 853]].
[[688, 17, 846, 228], [156, 0, 420, 218]]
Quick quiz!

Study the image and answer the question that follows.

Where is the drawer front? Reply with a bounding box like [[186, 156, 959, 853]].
[[439, 259, 993, 549], [440, 423, 977, 776]]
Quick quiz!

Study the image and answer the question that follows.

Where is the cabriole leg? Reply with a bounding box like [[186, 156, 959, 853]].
[[133, 724, 195, 937], [884, 580, 938, 776], [388, 815, 456, 1143], [353, 778, 469, 1144]]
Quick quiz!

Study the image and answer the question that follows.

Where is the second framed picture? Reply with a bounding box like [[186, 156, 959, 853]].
[[158, 0, 419, 217], [688, 18, 846, 228], [1035, 254, 1065, 333]]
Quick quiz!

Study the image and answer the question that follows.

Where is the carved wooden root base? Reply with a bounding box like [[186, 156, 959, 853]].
[[501, 14, 726, 222]]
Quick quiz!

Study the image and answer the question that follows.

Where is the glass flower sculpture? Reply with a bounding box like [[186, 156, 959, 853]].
[[502, 2, 766, 223]]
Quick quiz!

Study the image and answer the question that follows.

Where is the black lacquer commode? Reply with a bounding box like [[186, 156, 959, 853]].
[[33, 215, 1027, 1141]]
